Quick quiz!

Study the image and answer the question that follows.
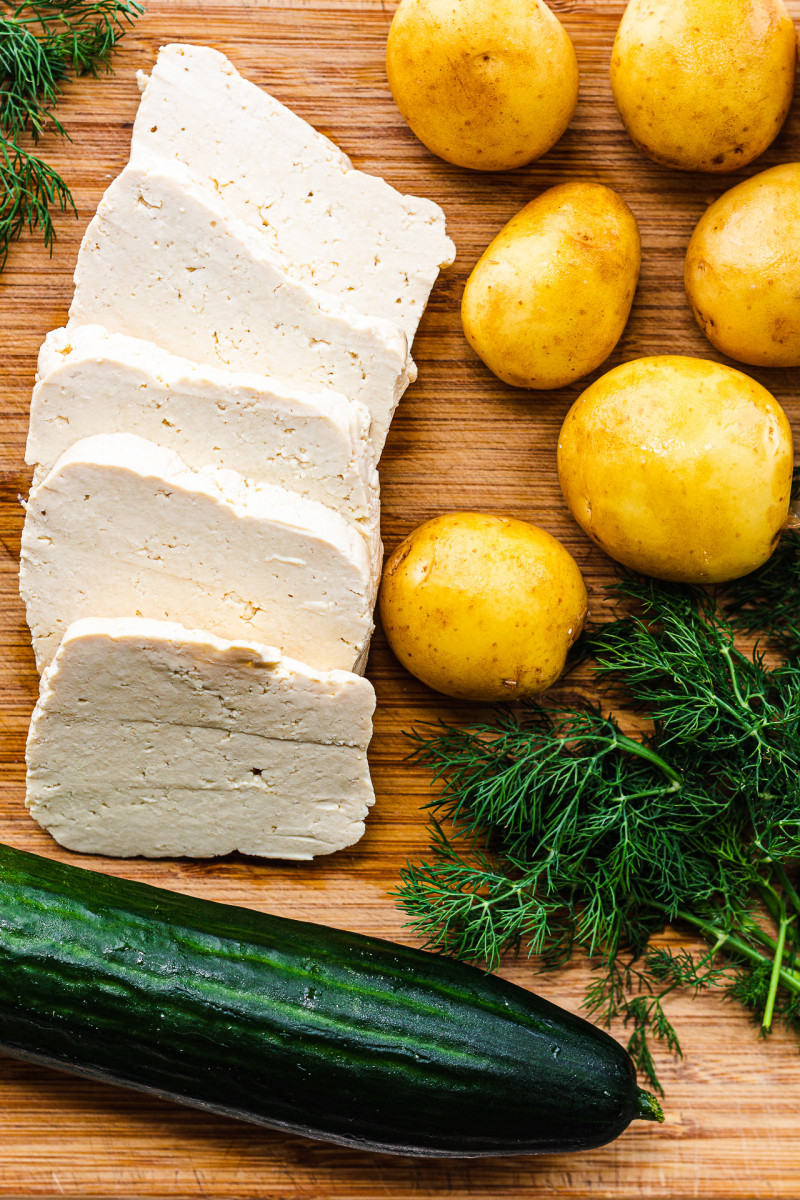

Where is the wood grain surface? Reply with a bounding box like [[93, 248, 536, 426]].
[[2, 1, 800, 1196]]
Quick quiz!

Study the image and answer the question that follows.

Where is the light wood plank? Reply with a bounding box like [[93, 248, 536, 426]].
[[1, 2, 800, 1195]]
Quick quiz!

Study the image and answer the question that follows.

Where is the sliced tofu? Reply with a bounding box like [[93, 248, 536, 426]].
[[20, 434, 378, 675], [26, 617, 376, 859], [28, 325, 380, 543], [131, 43, 455, 342], [69, 160, 416, 457]]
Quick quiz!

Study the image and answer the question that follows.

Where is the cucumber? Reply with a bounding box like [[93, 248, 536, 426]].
[[0, 843, 662, 1156]]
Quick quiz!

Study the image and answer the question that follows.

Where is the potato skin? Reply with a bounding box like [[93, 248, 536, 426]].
[[610, 0, 796, 173], [385, 0, 578, 172], [461, 183, 641, 390], [686, 164, 800, 367], [379, 513, 588, 702], [557, 357, 793, 585]]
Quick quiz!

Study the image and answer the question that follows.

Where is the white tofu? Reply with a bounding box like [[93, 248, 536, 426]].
[[26, 617, 376, 859], [28, 325, 380, 543], [20, 434, 378, 675], [69, 160, 416, 457], [131, 43, 455, 342]]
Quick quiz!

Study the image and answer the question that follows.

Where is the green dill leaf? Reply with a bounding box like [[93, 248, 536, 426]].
[[623, 991, 684, 1095], [643, 945, 729, 993], [0, 133, 74, 266], [395, 568, 800, 1093], [0, 0, 143, 264], [0, 18, 67, 142]]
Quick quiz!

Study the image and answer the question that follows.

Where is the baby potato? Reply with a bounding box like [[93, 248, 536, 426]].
[[462, 183, 641, 390], [686, 164, 800, 367], [557, 356, 793, 584], [610, 0, 796, 173], [385, 0, 578, 172], [379, 513, 588, 702]]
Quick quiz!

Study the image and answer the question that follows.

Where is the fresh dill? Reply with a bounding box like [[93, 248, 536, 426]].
[[394, 568, 800, 1094], [0, 0, 143, 267]]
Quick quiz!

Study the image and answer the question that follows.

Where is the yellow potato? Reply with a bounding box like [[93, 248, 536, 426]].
[[686, 164, 800, 368], [461, 183, 641, 390], [379, 513, 588, 701], [557, 357, 793, 584], [385, 0, 578, 172], [610, 0, 796, 173]]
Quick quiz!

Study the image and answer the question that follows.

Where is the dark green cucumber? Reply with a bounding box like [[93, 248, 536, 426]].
[[0, 843, 662, 1156]]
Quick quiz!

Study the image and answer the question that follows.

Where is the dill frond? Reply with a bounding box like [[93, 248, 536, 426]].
[[0, 0, 142, 265], [395, 573, 800, 1092], [0, 134, 74, 267]]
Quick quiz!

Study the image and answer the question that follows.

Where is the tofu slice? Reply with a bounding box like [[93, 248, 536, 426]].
[[20, 434, 378, 675], [26, 617, 376, 859], [28, 325, 380, 543], [69, 160, 416, 457], [131, 43, 455, 343]]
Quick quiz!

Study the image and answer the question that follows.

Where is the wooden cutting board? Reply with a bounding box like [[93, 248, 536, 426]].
[[2, 1, 800, 1195]]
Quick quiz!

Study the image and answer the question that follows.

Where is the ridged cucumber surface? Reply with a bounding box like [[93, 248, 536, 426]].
[[0, 844, 662, 1156]]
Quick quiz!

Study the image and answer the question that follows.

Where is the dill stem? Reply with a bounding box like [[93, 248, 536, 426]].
[[775, 869, 800, 924], [670, 908, 800, 997], [719, 643, 750, 712], [756, 881, 782, 927], [654, 893, 796, 973], [736, 914, 800, 992], [755, 845, 800, 924], [741, 919, 781, 956], [763, 907, 792, 1031], [612, 733, 682, 786], [715, 643, 774, 740]]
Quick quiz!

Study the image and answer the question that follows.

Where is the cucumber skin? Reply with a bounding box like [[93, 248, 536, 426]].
[[0, 844, 647, 1157]]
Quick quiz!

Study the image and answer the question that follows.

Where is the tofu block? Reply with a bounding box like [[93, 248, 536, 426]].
[[131, 43, 455, 342], [69, 160, 416, 457], [28, 325, 380, 542], [26, 617, 376, 859], [20, 434, 378, 674]]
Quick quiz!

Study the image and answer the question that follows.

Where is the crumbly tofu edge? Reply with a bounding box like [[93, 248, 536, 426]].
[[26, 616, 376, 860], [132, 44, 455, 340], [28, 324, 381, 544]]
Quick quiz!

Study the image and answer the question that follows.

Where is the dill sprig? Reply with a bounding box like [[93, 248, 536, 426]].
[[594, 576, 800, 857], [0, 135, 74, 265], [0, 0, 143, 267], [395, 566, 800, 1093]]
